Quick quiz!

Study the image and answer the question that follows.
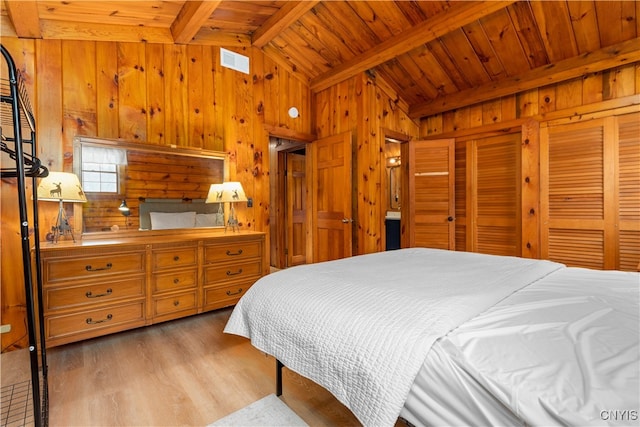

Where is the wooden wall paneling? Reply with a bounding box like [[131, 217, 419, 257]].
[[187, 45, 204, 149], [617, 112, 640, 271], [116, 42, 146, 142], [163, 44, 188, 146], [582, 71, 604, 105], [145, 43, 165, 145], [230, 48, 255, 230], [261, 54, 279, 128], [251, 47, 270, 240], [538, 85, 556, 115], [603, 65, 637, 100], [516, 88, 539, 118], [481, 99, 502, 126], [96, 41, 119, 139], [555, 77, 583, 110], [34, 39, 64, 237], [62, 40, 97, 168], [520, 119, 540, 259], [500, 95, 517, 122], [35, 39, 63, 170], [363, 77, 382, 254], [200, 47, 217, 151]]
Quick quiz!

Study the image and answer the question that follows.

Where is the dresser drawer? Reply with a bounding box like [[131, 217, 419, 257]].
[[45, 277, 145, 311], [152, 269, 197, 293], [203, 260, 261, 285], [204, 240, 261, 264], [203, 283, 250, 310], [46, 301, 145, 343], [44, 252, 145, 283], [152, 246, 198, 271], [152, 291, 197, 316]]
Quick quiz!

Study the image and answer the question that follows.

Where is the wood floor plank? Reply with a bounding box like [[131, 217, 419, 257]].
[[42, 307, 362, 426]]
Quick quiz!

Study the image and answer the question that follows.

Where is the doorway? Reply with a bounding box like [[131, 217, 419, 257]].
[[269, 137, 308, 270]]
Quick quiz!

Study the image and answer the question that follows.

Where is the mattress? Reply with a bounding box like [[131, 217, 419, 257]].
[[224, 248, 563, 426], [401, 267, 640, 426]]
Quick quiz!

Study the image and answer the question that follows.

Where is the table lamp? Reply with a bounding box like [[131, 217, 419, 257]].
[[208, 181, 247, 232], [37, 171, 87, 242]]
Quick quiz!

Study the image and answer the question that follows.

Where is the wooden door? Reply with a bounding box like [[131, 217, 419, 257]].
[[312, 132, 353, 262], [468, 133, 521, 256], [409, 139, 455, 249], [541, 118, 616, 269], [286, 153, 306, 266]]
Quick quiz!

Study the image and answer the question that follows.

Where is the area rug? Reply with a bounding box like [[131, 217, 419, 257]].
[[208, 394, 308, 426]]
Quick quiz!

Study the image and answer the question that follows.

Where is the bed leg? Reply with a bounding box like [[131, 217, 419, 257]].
[[276, 359, 283, 396]]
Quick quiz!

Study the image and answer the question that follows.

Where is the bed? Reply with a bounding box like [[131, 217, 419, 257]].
[[224, 248, 639, 426]]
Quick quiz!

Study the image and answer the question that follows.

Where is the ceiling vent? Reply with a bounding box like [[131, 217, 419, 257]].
[[220, 48, 250, 75]]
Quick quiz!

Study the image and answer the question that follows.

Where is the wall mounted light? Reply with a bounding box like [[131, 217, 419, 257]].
[[288, 107, 299, 118]]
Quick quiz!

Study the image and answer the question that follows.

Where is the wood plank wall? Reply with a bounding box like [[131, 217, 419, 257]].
[[314, 74, 420, 255], [0, 37, 311, 351]]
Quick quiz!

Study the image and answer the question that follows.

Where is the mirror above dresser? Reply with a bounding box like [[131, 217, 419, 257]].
[[73, 136, 227, 236]]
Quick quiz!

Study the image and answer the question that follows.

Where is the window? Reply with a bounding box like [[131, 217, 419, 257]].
[[78, 146, 127, 194]]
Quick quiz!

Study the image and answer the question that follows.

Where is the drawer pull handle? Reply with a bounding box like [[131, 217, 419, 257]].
[[85, 263, 112, 272], [86, 314, 113, 325], [173, 278, 180, 284], [226, 288, 243, 296], [173, 300, 180, 307], [226, 249, 243, 256], [173, 256, 180, 261], [226, 268, 243, 276], [85, 288, 113, 298]]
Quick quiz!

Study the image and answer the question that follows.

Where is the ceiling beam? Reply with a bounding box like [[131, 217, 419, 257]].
[[5, 0, 41, 39], [252, 1, 319, 48], [39, 20, 174, 44], [171, 1, 222, 44], [309, 1, 516, 93], [409, 37, 640, 119]]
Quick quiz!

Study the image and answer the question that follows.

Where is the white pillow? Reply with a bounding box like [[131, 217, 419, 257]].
[[149, 211, 196, 230], [195, 213, 222, 227]]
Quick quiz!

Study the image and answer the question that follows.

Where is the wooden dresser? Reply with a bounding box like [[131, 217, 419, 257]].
[[38, 231, 265, 347]]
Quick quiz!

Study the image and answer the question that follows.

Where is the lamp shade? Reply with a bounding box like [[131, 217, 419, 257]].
[[219, 182, 247, 203], [37, 172, 87, 203], [205, 183, 225, 203]]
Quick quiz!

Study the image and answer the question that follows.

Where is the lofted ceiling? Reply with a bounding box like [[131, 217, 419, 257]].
[[1, 1, 639, 119]]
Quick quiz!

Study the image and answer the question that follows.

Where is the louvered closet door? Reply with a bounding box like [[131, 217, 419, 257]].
[[468, 134, 521, 256], [541, 118, 618, 269], [618, 113, 640, 271]]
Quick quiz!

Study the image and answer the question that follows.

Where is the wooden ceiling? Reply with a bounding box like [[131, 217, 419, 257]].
[[2, 1, 639, 119]]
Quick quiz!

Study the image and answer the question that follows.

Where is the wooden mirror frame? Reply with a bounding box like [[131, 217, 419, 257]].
[[73, 136, 227, 239]]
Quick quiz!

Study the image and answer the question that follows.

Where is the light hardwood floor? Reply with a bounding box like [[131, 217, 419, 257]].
[[3, 307, 366, 426]]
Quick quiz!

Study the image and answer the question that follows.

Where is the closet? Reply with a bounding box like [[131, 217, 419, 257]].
[[1, 44, 49, 426]]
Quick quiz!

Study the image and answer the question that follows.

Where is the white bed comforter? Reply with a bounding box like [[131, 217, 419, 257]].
[[224, 248, 564, 426], [402, 267, 640, 426]]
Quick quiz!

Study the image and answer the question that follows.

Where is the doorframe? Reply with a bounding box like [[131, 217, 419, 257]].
[[267, 127, 315, 269], [381, 128, 411, 249]]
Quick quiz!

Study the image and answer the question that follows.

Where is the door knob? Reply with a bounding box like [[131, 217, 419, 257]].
[[447, 216, 455, 222]]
